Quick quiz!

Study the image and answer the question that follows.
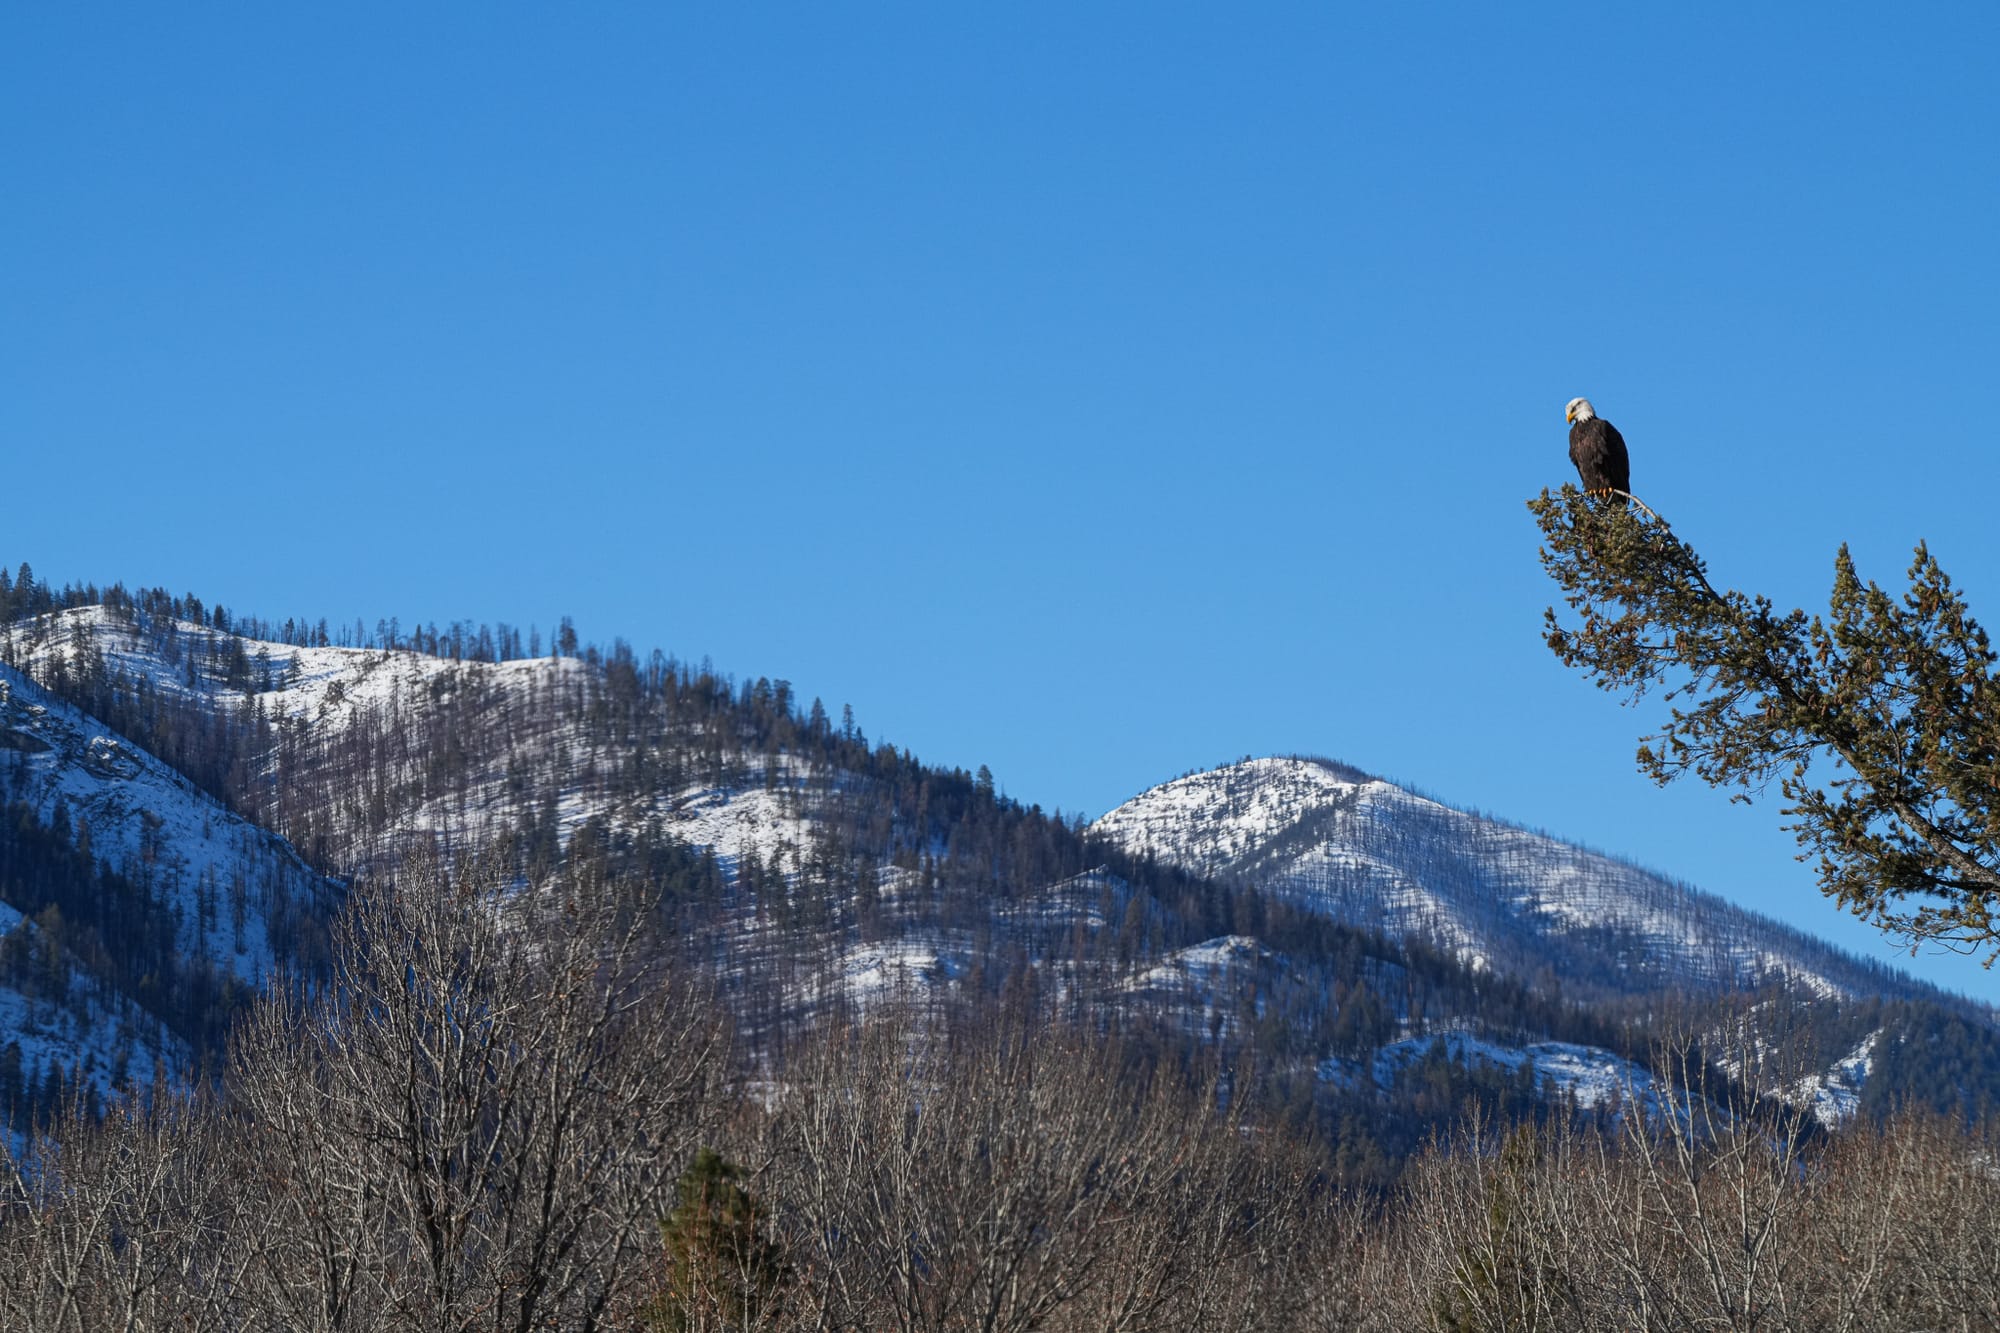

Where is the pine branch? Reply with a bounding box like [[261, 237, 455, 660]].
[[1529, 484, 2000, 961]]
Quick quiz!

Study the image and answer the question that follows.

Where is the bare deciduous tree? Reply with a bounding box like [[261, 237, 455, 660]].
[[758, 1010, 1317, 1332], [0, 1086, 255, 1333], [228, 852, 730, 1331]]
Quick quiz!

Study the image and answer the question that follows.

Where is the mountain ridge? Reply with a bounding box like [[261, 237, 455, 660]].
[[1093, 754, 1959, 1008], [0, 576, 1995, 1147]]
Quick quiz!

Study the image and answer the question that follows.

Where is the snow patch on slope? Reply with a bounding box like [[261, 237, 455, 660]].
[[0, 667, 320, 985], [1793, 1032, 1879, 1127], [1353, 1033, 1661, 1114], [1130, 935, 1267, 991]]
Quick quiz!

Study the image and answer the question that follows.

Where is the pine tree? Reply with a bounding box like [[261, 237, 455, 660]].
[[651, 1149, 788, 1332], [1532, 484, 2000, 957]]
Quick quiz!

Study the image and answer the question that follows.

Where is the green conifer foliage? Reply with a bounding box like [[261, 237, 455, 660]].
[[1531, 485, 2000, 958], [1431, 1124, 1582, 1332], [652, 1149, 788, 1333]]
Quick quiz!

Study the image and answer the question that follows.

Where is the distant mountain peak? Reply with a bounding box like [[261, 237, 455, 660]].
[[1094, 755, 1931, 1006]]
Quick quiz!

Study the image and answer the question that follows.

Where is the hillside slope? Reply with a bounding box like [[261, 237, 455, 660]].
[[1093, 756, 1936, 1004], [3, 592, 1994, 1144]]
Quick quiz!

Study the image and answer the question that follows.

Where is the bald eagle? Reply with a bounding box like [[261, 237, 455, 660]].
[[1564, 397, 1630, 499]]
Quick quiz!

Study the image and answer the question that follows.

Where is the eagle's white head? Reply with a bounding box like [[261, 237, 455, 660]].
[[1565, 397, 1596, 425]]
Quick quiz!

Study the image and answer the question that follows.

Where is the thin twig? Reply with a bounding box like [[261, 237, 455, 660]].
[[1607, 489, 1662, 523]]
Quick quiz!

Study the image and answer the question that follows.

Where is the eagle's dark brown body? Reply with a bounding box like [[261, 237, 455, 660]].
[[1568, 416, 1630, 496]]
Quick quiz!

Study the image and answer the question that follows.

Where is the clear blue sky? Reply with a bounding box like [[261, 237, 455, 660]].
[[7, 5, 2000, 999]]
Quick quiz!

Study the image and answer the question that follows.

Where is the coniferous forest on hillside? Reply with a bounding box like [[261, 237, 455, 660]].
[[0, 560, 1997, 1329]]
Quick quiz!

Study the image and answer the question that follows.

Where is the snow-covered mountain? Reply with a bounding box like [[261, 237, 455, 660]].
[[0, 658, 338, 1117], [7, 610, 1930, 1013], [15, 606, 817, 879], [1093, 756, 1927, 1004], [2, 598, 1989, 1140]]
